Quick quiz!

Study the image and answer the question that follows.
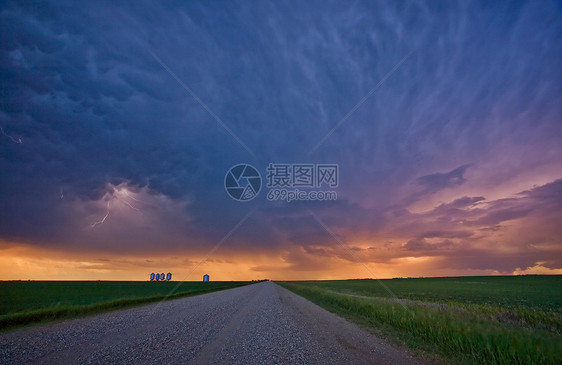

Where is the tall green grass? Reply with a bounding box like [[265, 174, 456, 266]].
[[0, 281, 251, 314], [0, 281, 250, 330], [293, 276, 562, 311], [279, 281, 562, 365]]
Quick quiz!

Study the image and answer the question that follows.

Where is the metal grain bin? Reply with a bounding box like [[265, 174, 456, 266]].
[[203, 274, 209, 282], [150, 272, 155, 281], [166, 272, 172, 281]]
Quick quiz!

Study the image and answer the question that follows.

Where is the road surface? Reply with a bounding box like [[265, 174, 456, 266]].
[[0, 282, 423, 364]]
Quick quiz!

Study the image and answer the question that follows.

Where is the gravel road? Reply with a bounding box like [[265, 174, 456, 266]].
[[0, 281, 423, 364]]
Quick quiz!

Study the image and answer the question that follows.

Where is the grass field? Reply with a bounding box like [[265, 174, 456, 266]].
[[0, 281, 250, 330], [278, 275, 562, 365]]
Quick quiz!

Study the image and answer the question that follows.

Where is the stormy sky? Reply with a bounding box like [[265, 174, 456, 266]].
[[0, 0, 561, 280]]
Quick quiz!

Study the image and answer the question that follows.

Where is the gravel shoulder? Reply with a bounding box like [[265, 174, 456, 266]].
[[0, 281, 423, 364]]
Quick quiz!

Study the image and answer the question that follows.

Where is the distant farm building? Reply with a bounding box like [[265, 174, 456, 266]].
[[150, 273, 155, 281], [203, 274, 209, 282], [166, 272, 172, 281]]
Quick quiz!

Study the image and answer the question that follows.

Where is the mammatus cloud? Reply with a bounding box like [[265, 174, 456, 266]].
[[0, 0, 561, 279]]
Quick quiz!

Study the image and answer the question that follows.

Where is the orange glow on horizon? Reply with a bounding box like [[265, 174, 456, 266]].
[[2, 241, 559, 281]]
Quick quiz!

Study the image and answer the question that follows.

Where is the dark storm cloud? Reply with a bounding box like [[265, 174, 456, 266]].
[[434, 196, 485, 211], [402, 164, 473, 204], [402, 238, 454, 251], [393, 180, 562, 270], [473, 208, 532, 226], [416, 164, 471, 193], [0, 0, 560, 277], [413, 230, 475, 240], [276, 179, 562, 273]]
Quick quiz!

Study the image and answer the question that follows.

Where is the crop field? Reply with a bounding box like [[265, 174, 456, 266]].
[[0, 281, 249, 330], [279, 275, 562, 364]]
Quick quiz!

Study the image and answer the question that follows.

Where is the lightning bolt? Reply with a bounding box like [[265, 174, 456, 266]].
[[116, 188, 143, 211], [91, 200, 110, 228], [90, 185, 144, 228], [1, 127, 23, 144], [60, 188, 64, 200], [122, 190, 144, 204], [121, 190, 148, 210], [118, 195, 139, 211]]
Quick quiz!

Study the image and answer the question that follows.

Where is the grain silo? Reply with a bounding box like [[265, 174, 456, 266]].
[[203, 274, 209, 282]]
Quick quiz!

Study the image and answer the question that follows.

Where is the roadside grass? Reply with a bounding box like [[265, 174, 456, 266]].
[[291, 276, 562, 334], [278, 277, 562, 365], [321, 292, 561, 335], [0, 281, 250, 331]]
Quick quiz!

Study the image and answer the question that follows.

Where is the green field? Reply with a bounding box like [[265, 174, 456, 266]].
[[0, 281, 250, 330], [278, 275, 562, 365]]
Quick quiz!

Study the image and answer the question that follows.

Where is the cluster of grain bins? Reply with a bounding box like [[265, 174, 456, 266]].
[[149, 273, 210, 281], [150, 272, 172, 281]]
